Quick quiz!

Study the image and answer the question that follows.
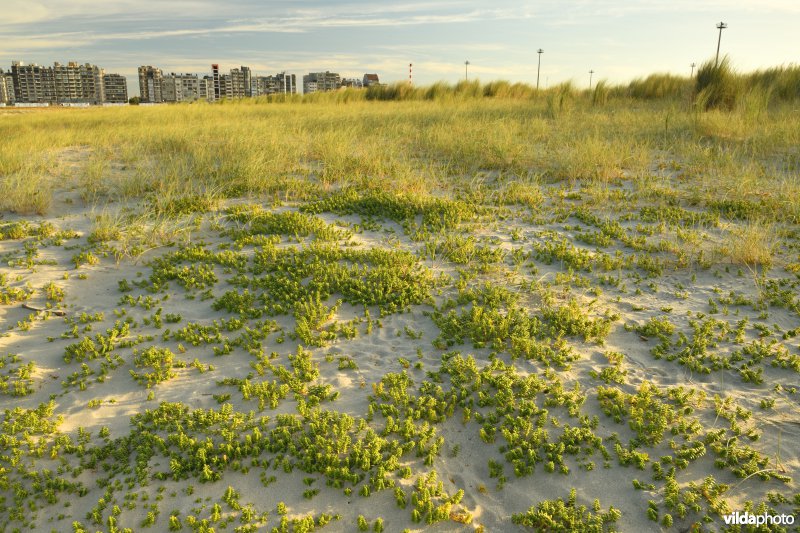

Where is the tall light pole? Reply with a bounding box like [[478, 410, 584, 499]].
[[464, 60, 470, 81], [536, 49, 544, 90], [715, 22, 727, 67], [589, 69, 594, 90], [690, 62, 696, 77]]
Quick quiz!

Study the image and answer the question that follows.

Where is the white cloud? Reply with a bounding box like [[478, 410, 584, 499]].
[[1, 0, 797, 88], [0, 1, 52, 24], [0, 3, 535, 61], [0, 0, 233, 26], [0, 1, 525, 28]]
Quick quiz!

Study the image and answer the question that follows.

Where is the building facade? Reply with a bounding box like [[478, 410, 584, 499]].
[[78, 63, 104, 104], [252, 72, 297, 96], [11, 62, 48, 103], [241, 66, 252, 97], [341, 78, 363, 89], [52, 62, 82, 102], [303, 71, 341, 94], [363, 73, 380, 87], [199, 76, 215, 101], [212, 64, 221, 101], [160, 73, 200, 103], [252, 75, 274, 96], [0, 69, 15, 104], [220, 74, 231, 99], [228, 67, 247, 98], [179, 75, 200, 101], [9, 61, 123, 104], [281, 73, 297, 95], [138, 65, 163, 103], [103, 74, 128, 103], [6, 71, 14, 103], [303, 81, 318, 94], [161, 74, 180, 103]]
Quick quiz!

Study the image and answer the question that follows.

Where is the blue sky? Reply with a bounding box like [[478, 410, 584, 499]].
[[1, 1, 798, 95]]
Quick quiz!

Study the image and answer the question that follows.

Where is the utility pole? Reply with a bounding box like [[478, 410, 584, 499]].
[[715, 22, 727, 67], [589, 69, 594, 90], [464, 60, 470, 81], [536, 49, 543, 90], [691, 62, 696, 77]]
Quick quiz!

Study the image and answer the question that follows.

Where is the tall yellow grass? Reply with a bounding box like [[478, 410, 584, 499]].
[[1, 86, 798, 224]]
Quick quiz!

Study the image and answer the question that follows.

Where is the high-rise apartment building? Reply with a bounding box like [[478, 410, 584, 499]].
[[241, 66, 252, 97], [6, 72, 15, 103], [52, 62, 82, 102], [303, 71, 340, 94], [79, 63, 104, 104], [179, 75, 200, 101], [252, 75, 275, 96], [51, 61, 102, 103], [138, 65, 163, 103], [11, 62, 48, 103], [199, 76, 215, 101], [9, 61, 122, 104], [103, 74, 128, 103], [228, 69, 243, 98], [161, 73, 200, 102], [3, 60, 304, 104], [251, 72, 296, 97], [279, 72, 296, 94], [226, 66, 252, 98], [0, 69, 14, 104], [220, 74, 232, 99], [41, 67, 57, 103], [212, 64, 220, 101], [161, 74, 180, 103]]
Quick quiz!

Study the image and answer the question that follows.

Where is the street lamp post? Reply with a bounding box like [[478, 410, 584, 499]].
[[589, 69, 594, 90], [465, 60, 470, 81], [715, 22, 727, 67], [536, 49, 543, 90]]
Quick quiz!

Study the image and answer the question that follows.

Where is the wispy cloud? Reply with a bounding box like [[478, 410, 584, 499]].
[[1, 0, 797, 89], [1, 2, 528, 30], [0, 0, 234, 27], [0, 2, 532, 57]]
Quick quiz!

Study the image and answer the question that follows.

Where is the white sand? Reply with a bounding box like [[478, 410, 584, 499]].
[[1, 184, 798, 533]]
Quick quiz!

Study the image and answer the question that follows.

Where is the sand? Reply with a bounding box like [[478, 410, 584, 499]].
[[1, 179, 798, 533]]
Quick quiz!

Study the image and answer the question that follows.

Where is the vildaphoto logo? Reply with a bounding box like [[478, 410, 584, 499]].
[[722, 511, 795, 526]]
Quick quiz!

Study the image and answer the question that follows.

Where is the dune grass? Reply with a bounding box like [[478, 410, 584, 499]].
[[1, 83, 797, 215]]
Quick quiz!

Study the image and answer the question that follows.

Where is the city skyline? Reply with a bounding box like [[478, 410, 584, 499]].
[[1, 1, 798, 97], [1, 60, 129, 105], [1, 60, 385, 105]]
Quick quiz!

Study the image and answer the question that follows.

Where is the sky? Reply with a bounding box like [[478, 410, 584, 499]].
[[1, 0, 798, 95]]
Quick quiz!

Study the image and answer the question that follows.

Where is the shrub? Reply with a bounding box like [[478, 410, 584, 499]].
[[511, 488, 621, 530], [130, 346, 177, 387]]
